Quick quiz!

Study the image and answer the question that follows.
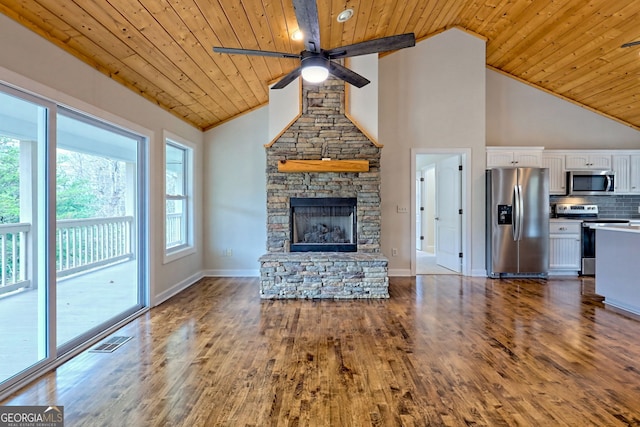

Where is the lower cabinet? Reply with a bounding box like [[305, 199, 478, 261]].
[[549, 220, 581, 275]]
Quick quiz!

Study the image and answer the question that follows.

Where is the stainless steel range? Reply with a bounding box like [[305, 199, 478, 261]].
[[555, 204, 630, 275]]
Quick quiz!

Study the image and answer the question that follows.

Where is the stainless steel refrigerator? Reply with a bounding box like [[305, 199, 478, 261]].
[[486, 168, 549, 278]]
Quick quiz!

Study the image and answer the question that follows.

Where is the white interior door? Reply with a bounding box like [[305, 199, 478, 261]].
[[435, 155, 462, 272], [416, 175, 422, 251]]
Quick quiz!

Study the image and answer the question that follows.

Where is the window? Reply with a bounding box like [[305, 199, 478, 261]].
[[165, 133, 194, 261]]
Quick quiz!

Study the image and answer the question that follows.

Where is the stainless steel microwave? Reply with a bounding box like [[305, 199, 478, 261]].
[[567, 170, 615, 195]]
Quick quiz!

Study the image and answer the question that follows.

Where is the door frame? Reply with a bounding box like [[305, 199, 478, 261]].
[[410, 148, 471, 276]]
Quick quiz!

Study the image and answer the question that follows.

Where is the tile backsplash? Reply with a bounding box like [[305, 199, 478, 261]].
[[550, 195, 640, 219]]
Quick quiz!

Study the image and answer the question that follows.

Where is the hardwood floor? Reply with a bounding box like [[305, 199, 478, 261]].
[[2, 276, 640, 426]]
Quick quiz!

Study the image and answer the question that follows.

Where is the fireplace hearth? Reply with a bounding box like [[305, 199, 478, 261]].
[[290, 197, 356, 252]]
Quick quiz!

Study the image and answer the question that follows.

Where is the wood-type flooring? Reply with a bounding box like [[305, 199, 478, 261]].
[[2, 276, 640, 426]]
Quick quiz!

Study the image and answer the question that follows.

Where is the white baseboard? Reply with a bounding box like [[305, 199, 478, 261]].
[[153, 271, 204, 306], [388, 268, 412, 277], [548, 271, 579, 277], [203, 269, 260, 277], [471, 268, 488, 277]]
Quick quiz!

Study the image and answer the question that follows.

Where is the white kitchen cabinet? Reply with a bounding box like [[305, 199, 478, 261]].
[[613, 154, 631, 193], [611, 153, 640, 194], [541, 152, 566, 195], [565, 152, 611, 170], [486, 147, 543, 168], [630, 155, 640, 194], [549, 220, 581, 275]]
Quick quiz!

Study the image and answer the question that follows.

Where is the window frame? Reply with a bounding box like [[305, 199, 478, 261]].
[[163, 131, 195, 263]]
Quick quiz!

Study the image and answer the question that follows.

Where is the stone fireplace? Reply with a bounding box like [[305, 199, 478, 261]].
[[290, 197, 356, 252], [258, 77, 388, 299]]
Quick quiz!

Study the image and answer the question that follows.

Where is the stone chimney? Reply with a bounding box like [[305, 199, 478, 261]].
[[259, 77, 388, 299], [265, 78, 382, 253]]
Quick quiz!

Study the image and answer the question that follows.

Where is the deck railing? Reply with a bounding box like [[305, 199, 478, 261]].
[[56, 216, 134, 278], [166, 212, 184, 249], [0, 223, 30, 294], [0, 216, 135, 295]]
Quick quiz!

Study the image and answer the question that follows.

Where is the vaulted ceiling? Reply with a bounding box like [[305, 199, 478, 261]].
[[1, 0, 639, 132]]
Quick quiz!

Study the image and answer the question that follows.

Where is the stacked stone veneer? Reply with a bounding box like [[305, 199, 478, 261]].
[[259, 77, 388, 299]]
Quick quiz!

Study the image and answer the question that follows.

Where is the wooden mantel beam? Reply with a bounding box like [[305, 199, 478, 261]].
[[277, 159, 369, 173]]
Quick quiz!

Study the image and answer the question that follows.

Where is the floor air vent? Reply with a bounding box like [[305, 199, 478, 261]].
[[89, 336, 132, 353]]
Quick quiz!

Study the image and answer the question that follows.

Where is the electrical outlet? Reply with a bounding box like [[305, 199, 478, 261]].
[[397, 206, 408, 213], [392, 248, 398, 256], [222, 248, 233, 257]]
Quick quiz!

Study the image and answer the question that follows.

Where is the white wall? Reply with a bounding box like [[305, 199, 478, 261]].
[[347, 54, 379, 141], [203, 107, 267, 276], [379, 28, 487, 275], [0, 13, 204, 304], [487, 69, 640, 148]]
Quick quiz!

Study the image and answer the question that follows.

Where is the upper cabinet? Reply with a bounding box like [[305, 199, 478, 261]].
[[541, 152, 566, 195], [487, 148, 640, 196], [613, 153, 640, 195], [564, 152, 612, 170], [613, 154, 631, 193], [486, 147, 543, 168], [631, 155, 640, 194]]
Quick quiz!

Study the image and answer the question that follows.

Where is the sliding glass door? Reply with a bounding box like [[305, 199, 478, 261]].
[[0, 88, 53, 385], [0, 84, 147, 395], [56, 109, 146, 351]]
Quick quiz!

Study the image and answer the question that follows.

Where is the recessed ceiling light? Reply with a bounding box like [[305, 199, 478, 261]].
[[337, 9, 354, 23], [291, 29, 303, 41]]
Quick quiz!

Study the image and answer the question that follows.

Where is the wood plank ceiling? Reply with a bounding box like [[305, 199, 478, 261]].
[[0, 0, 639, 132]]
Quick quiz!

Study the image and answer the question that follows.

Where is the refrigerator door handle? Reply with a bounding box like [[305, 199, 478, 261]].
[[513, 184, 523, 241], [518, 184, 524, 241], [512, 185, 518, 241]]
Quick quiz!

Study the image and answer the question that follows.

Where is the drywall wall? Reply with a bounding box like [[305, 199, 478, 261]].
[[486, 69, 640, 148], [347, 54, 379, 141], [268, 78, 300, 143], [0, 13, 204, 304], [379, 28, 487, 276], [203, 107, 268, 276]]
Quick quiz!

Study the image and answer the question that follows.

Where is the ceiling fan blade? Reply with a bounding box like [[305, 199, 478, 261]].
[[213, 46, 300, 59], [271, 67, 302, 89], [328, 62, 370, 88], [621, 40, 640, 48], [293, 0, 321, 53], [326, 33, 416, 59]]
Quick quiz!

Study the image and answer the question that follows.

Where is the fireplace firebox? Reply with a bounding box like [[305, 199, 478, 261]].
[[290, 197, 357, 252]]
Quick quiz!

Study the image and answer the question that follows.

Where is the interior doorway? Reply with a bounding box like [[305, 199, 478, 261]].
[[411, 149, 470, 276]]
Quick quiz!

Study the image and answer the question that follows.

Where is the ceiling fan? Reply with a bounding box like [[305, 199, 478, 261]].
[[213, 0, 415, 89]]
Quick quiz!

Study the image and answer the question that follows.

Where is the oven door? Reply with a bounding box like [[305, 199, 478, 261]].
[[581, 224, 596, 275], [568, 170, 615, 196]]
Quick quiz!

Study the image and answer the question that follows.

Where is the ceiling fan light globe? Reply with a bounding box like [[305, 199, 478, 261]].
[[301, 65, 329, 83]]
